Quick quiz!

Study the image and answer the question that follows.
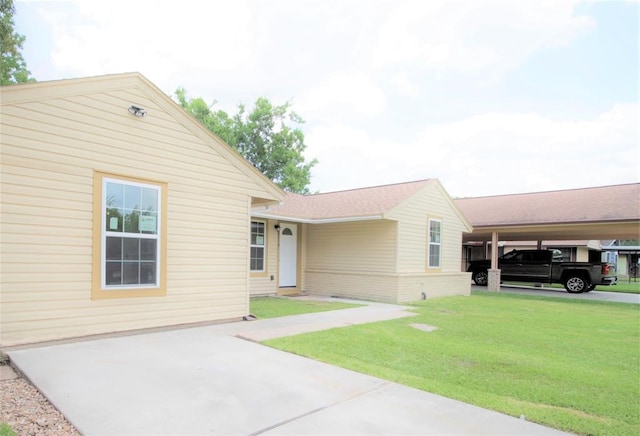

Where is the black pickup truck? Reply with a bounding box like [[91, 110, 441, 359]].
[[468, 249, 617, 293]]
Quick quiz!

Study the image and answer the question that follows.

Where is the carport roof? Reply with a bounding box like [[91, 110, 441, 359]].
[[455, 183, 640, 242]]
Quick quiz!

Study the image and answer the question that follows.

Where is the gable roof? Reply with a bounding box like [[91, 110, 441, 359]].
[[254, 179, 450, 223], [0, 72, 284, 205], [255, 179, 433, 222], [455, 183, 640, 241]]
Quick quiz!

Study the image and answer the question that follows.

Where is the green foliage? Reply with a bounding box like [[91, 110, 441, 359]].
[[175, 88, 317, 193], [250, 297, 362, 319], [0, 0, 34, 85], [265, 293, 640, 435], [619, 240, 640, 246], [0, 423, 16, 436]]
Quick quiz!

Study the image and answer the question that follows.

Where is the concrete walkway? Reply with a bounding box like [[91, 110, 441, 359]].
[[8, 297, 568, 435]]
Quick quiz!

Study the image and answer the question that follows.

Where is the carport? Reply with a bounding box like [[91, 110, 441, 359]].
[[455, 183, 640, 290]]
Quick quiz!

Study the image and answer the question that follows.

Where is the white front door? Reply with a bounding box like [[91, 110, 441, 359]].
[[279, 224, 297, 288]]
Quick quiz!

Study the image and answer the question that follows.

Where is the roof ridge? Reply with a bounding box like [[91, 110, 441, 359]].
[[309, 178, 432, 197], [456, 182, 639, 200]]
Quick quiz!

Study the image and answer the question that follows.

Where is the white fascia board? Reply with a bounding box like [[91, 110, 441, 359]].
[[250, 212, 385, 224]]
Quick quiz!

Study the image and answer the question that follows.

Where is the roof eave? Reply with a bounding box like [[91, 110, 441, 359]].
[[251, 212, 385, 224]]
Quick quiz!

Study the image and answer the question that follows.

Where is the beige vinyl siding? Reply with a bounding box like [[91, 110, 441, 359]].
[[0, 80, 279, 346], [303, 220, 397, 302], [396, 273, 471, 302], [306, 220, 397, 273], [304, 271, 398, 303], [388, 182, 467, 273], [382, 181, 471, 300]]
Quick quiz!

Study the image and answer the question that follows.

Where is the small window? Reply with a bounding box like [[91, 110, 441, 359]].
[[251, 221, 266, 272], [428, 218, 442, 269]]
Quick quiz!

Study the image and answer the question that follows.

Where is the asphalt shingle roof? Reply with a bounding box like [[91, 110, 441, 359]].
[[262, 179, 433, 220], [454, 183, 640, 227]]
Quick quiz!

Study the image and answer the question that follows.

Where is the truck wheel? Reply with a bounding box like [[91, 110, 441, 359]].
[[472, 270, 489, 286], [564, 275, 589, 293], [585, 284, 596, 292]]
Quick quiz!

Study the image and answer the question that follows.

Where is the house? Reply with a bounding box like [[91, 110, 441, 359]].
[[250, 179, 473, 303], [602, 241, 640, 279], [1, 73, 476, 346], [0, 73, 284, 346]]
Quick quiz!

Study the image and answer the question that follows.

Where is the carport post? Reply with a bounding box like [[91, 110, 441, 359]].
[[488, 231, 501, 291]]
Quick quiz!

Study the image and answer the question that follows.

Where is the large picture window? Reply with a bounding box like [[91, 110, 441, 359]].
[[428, 218, 442, 269], [250, 221, 266, 272], [93, 172, 166, 299]]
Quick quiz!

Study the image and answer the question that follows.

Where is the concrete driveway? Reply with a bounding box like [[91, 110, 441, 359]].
[[475, 284, 640, 303], [7, 299, 568, 435]]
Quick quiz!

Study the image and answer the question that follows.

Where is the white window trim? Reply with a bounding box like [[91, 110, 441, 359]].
[[101, 177, 162, 290], [428, 218, 442, 269], [250, 220, 267, 273]]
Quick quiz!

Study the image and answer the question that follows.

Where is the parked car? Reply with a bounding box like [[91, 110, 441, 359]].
[[468, 249, 617, 293]]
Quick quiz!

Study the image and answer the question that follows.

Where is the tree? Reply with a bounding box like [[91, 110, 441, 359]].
[[619, 240, 640, 246], [1, 0, 34, 85], [175, 88, 317, 194]]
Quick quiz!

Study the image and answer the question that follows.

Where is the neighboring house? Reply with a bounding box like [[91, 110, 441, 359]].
[[250, 179, 473, 303], [0, 73, 284, 346], [602, 241, 640, 279]]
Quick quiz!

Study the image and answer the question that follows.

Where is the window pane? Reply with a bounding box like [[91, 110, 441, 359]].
[[139, 212, 157, 234], [124, 185, 141, 210], [251, 221, 265, 245], [429, 220, 441, 243], [106, 208, 123, 232], [140, 239, 157, 261], [106, 182, 124, 209], [429, 245, 441, 267], [106, 237, 122, 260], [105, 261, 122, 285], [123, 262, 139, 284], [140, 188, 158, 212], [124, 210, 140, 233], [123, 238, 140, 261], [251, 246, 264, 271], [140, 262, 156, 285]]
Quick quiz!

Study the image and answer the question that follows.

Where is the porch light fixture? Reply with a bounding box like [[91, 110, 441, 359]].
[[274, 224, 281, 232], [128, 105, 147, 117]]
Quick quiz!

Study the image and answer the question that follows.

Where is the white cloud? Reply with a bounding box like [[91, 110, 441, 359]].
[[297, 72, 387, 119], [307, 104, 639, 196], [374, 0, 595, 79], [40, 0, 253, 87]]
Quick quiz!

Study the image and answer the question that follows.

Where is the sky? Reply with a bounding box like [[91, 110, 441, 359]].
[[13, 0, 640, 197]]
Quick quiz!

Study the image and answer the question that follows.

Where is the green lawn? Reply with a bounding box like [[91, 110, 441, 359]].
[[263, 293, 640, 435], [594, 281, 639, 294], [250, 296, 362, 319]]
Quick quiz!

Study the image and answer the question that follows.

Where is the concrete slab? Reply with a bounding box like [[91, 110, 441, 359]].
[[478, 285, 640, 304], [7, 299, 569, 435], [266, 383, 561, 435]]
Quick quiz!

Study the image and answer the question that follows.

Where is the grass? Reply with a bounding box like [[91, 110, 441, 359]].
[[250, 296, 363, 319], [263, 292, 640, 435], [594, 281, 639, 294], [0, 424, 16, 436]]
